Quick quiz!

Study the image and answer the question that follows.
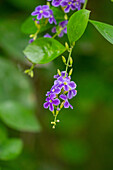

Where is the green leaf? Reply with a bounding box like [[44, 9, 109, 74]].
[[67, 9, 90, 44], [0, 123, 8, 144], [21, 16, 37, 34], [0, 58, 34, 108], [89, 20, 113, 44], [23, 38, 66, 64], [0, 139, 23, 160], [0, 58, 41, 132], [0, 19, 29, 61], [0, 101, 41, 132], [21, 16, 52, 35]]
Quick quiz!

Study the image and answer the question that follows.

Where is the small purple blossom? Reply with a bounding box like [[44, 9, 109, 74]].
[[61, 0, 76, 13], [52, 0, 62, 7], [44, 33, 52, 38], [47, 0, 62, 7], [54, 71, 68, 79], [48, 10, 57, 25], [58, 20, 68, 37], [46, 83, 61, 96], [36, 21, 40, 24], [60, 0, 85, 13], [31, 5, 56, 26], [44, 93, 60, 112], [75, 0, 85, 10], [54, 71, 76, 92], [31, 5, 50, 20], [67, 89, 77, 99], [52, 20, 68, 37], [52, 27, 57, 34], [29, 39, 34, 43], [32, 18, 36, 21], [48, 0, 84, 11], [60, 94, 73, 109]]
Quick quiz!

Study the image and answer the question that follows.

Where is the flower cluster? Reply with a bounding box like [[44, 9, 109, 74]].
[[47, 0, 85, 12], [29, 0, 85, 43], [44, 71, 77, 112], [25, 0, 85, 128], [45, 20, 68, 38]]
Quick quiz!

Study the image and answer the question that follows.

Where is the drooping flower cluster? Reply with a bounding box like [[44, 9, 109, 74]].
[[44, 71, 77, 112], [47, 0, 85, 12], [25, 0, 84, 128], [29, 0, 85, 43]]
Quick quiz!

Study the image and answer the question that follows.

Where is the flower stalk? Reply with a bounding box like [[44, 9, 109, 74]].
[[83, 0, 88, 9]]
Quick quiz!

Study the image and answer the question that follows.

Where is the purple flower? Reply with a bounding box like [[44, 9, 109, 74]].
[[53, 71, 76, 94], [61, 0, 76, 13], [44, 93, 60, 112], [54, 71, 68, 79], [31, 5, 57, 27], [58, 20, 68, 37], [52, 20, 68, 37], [46, 83, 61, 96], [31, 5, 50, 20], [32, 18, 36, 21], [52, 0, 62, 7], [47, 0, 62, 7], [56, 76, 76, 91], [44, 33, 52, 38], [60, 94, 73, 109], [53, 71, 76, 92], [75, 0, 84, 10], [60, 0, 85, 13], [52, 27, 56, 34], [29, 39, 34, 43], [67, 89, 77, 99], [48, 10, 57, 25], [44, 71, 77, 113]]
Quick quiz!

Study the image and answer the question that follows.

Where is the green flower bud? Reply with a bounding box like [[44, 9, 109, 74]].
[[70, 57, 73, 66], [65, 42, 69, 50], [24, 69, 30, 74], [57, 69, 61, 76], [69, 68, 73, 76], [30, 70, 34, 78], [62, 56, 66, 64]]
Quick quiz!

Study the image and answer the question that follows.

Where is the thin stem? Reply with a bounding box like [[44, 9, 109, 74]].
[[52, 110, 59, 129], [52, 33, 58, 39], [54, 114, 57, 124], [30, 63, 35, 71], [83, 0, 88, 9], [65, 46, 73, 75]]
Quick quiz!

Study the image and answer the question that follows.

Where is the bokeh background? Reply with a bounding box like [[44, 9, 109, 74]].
[[0, 0, 113, 169]]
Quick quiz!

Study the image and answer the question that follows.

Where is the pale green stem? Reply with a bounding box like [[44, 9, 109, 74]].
[[52, 33, 58, 39], [65, 46, 73, 75], [83, 0, 88, 9]]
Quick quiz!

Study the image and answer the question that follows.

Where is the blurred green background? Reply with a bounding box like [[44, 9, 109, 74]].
[[0, 0, 113, 169]]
